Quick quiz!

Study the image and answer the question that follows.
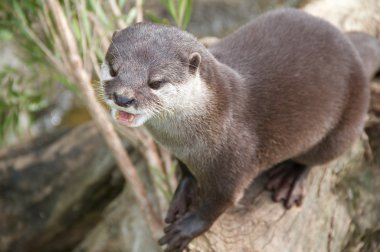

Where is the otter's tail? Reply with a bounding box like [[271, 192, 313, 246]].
[[346, 31, 380, 80]]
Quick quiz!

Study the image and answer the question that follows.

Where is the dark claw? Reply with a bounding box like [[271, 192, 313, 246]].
[[265, 161, 309, 208], [158, 234, 171, 246], [164, 224, 174, 233], [159, 213, 210, 252], [179, 241, 190, 252]]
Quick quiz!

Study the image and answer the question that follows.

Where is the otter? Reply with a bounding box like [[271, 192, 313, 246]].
[[100, 9, 380, 252]]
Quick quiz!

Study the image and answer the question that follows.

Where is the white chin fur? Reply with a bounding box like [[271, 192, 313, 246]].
[[100, 63, 113, 82], [151, 72, 209, 115]]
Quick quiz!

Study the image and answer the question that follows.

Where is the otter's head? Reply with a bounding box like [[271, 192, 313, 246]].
[[100, 23, 206, 128]]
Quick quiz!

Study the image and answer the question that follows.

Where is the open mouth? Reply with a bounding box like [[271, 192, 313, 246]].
[[113, 109, 145, 127], [117, 110, 135, 123]]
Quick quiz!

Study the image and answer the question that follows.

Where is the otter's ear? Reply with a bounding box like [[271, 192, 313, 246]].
[[189, 52, 201, 74]]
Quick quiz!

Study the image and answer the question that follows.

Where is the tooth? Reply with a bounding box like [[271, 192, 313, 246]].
[[128, 114, 135, 123]]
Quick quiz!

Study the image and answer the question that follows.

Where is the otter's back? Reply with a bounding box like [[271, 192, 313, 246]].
[[210, 9, 366, 164], [209, 9, 356, 81]]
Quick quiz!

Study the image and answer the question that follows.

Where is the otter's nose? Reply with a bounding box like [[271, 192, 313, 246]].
[[113, 93, 136, 107]]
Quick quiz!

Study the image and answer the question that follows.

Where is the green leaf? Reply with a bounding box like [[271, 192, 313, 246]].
[[178, 0, 186, 26], [0, 29, 13, 41], [3, 110, 17, 135], [56, 74, 78, 92], [125, 7, 137, 25], [94, 46, 104, 62], [182, 0, 192, 29], [72, 19, 81, 40], [161, 0, 177, 22], [118, 0, 127, 9], [80, 2, 91, 38], [12, 2, 26, 23], [145, 10, 165, 24], [89, 0, 111, 28]]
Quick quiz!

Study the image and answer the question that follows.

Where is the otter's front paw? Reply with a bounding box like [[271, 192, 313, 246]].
[[165, 177, 197, 224], [159, 213, 209, 252]]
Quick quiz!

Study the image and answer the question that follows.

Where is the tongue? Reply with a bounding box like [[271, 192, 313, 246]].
[[117, 111, 135, 124]]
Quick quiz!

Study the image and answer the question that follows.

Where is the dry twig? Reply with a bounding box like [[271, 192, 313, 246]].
[[136, 0, 144, 22]]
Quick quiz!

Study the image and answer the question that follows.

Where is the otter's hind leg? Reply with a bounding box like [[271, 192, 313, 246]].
[[295, 68, 369, 166], [266, 102, 366, 209], [267, 95, 367, 209], [267, 69, 369, 208], [266, 161, 310, 208]]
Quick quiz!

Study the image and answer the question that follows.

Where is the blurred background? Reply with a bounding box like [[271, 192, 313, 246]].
[[1, 0, 380, 252]]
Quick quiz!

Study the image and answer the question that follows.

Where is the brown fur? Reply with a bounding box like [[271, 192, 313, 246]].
[[102, 9, 379, 251]]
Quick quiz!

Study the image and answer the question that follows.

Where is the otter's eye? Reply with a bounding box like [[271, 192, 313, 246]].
[[109, 67, 117, 77], [148, 80, 165, 90]]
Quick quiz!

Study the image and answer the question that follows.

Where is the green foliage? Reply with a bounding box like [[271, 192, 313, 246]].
[[148, 0, 193, 30], [0, 66, 49, 144], [0, 1, 69, 145]]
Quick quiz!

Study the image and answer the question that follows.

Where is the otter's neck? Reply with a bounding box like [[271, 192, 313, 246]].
[[145, 51, 244, 159]]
